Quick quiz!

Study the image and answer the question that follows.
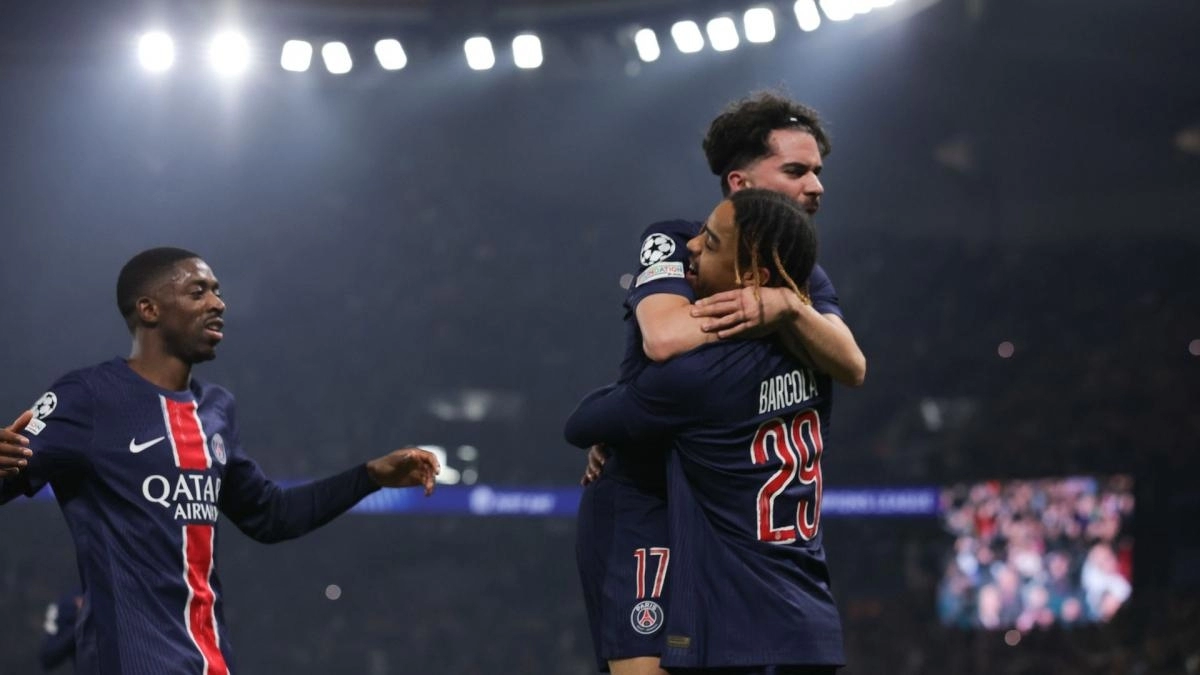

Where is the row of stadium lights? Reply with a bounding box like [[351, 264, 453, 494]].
[[135, 0, 905, 75]]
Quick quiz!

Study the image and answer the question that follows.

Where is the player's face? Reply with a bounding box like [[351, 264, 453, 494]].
[[730, 129, 824, 214], [154, 259, 226, 364], [686, 200, 743, 299]]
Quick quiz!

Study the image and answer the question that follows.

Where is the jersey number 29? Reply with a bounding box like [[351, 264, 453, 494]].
[[750, 409, 824, 543]]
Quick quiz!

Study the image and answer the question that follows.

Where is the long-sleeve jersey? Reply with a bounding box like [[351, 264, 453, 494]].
[[3, 358, 380, 675], [565, 337, 846, 668]]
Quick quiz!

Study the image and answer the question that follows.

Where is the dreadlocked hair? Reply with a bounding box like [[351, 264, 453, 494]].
[[728, 189, 818, 303]]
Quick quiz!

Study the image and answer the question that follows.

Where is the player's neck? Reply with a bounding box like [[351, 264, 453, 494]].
[[127, 342, 193, 392]]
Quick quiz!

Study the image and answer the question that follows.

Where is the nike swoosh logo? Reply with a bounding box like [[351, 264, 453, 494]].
[[129, 436, 166, 454]]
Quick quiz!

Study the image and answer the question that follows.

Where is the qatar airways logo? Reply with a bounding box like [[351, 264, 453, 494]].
[[142, 474, 223, 522]]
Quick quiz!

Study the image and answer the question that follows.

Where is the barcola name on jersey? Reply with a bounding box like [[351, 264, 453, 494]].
[[759, 368, 820, 415], [142, 474, 222, 523]]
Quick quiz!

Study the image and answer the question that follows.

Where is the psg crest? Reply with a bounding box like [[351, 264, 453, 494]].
[[639, 234, 675, 267], [210, 433, 227, 465], [630, 600, 664, 635]]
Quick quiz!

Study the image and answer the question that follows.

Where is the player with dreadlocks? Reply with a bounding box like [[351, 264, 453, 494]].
[[567, 188, 845, 675], [689, 189, 817, 304], [572, 92, 861, 675]]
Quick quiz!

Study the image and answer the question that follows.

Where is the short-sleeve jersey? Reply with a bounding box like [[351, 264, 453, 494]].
[[574, 220, 699, 669], [565, 339, 846, 668], [5, 358, 376, 675], [606, 220, 700, 492]]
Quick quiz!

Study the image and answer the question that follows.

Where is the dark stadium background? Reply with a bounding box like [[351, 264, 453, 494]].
[[2, 0, 1197, 672]]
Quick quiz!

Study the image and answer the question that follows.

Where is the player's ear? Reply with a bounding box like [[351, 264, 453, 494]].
[[134, 295, 161, 327], [727, 171, 753, 193]]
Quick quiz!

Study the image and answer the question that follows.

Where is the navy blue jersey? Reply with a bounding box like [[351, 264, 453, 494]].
[[576, 220, 697, 669], [3, 358, 379, 675], [565, 339, 846, 668], [607, 219, 700, 491], [619, 218, 845, 384], [626, 219, 843, 315], [606, 219, 843, 488]]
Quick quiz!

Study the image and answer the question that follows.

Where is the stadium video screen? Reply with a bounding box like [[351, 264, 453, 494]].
[[937, 475, 1134, 631]]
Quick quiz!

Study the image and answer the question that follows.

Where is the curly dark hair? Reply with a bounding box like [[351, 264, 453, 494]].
[[729, 188, 817, 297], [703, 91, 832, 196]]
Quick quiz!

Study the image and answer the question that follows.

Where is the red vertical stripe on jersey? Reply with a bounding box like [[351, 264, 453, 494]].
[[183, 525, 227, 675], [164, 398, 210, 470]]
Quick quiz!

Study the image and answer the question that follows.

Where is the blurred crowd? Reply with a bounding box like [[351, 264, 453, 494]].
[[938, 477, 1135, 630]]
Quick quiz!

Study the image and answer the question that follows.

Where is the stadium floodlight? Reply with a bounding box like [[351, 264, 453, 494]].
[[464, 36, 495, 70], [873, 0, 897, 6], [512, 34, 543, 69], [706, 17, 740, 52], [852, 0, 875, 14], [209, 31, 250, 76], [633, 28, 661, 62], [743, 7, 777, 43], [374, 39, 407, 70], [280, 40, 313, 72], [321, 41, 352, 74], [670, 21, 704, 54], [138, 31, 175, 73], [794, 0, 822, 31], [819, 0, 857, 21]]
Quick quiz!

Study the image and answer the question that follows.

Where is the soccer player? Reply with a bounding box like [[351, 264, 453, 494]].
[[575, 93, 863, 675], [635, 92, 865, 384], [567, 189, 844, 675], [0, 247, 441, 675]]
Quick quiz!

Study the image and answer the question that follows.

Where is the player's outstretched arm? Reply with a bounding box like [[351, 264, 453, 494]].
[[221, 447, 436, 544], [0, 410, 33, 478], [691, 286, 866, 386], [365, 447, 441, 496]]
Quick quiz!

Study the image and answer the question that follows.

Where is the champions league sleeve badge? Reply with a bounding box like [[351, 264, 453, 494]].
[[25, 391, 58, 435], [630, 600, 664, 635], [639, 233, 676, 267]]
